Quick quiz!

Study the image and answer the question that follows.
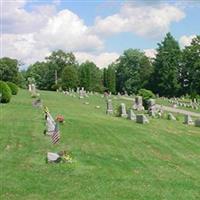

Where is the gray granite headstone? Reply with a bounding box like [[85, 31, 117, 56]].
[[167, 113, 176, 120], [120, 103, 127, 118], [106, 99, 113, 115], [134, 96, 144, 111], [195, 119, 200, 127], [128, 109, 136, 121], [184, 115, 194, 125], [136, 114, 149, 124]]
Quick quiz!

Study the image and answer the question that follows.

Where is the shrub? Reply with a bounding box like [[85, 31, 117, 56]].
[[0, 81, 12, 103], [138, 88, 155, 109], [7, 82, 19, 95]]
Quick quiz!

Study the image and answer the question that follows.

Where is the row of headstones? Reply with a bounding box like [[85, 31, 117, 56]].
[[62, 87, 96, 99], [106, 99, 200, 127], [168, 99, 199, 110], [106, 99, 148, 124]]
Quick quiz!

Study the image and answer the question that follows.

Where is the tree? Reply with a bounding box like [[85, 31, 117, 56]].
[[61, 65, 78, 89], [79, 61, 103, 92], [26, 62, 51, 90], [181, 35, 200, 96], [45, 50, 77, 78], [103, 64, 116, 94], [0, 57, 20, 84], [150, 33, 181, 97], [116, 49, 152, 94]]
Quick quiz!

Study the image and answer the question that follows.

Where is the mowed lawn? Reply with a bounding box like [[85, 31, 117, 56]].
[[1, 90, 200, 200]]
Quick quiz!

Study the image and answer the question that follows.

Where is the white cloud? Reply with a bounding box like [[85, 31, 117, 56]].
[[92, 3, 185, 38], [2, 1, 57, 34], [36, 10, 104, 51], [1, 2, 104, 65], [75, 52, 119, 68], [144, 49, 157, 58], [1, 33, 50, 64], [179, 35, 196, 47]]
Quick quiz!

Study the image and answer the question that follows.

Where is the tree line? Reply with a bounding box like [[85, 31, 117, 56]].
[[0, 33, 200, 97]]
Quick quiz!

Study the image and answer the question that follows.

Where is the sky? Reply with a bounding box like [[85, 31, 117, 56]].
[[1, 0, 200, 69]]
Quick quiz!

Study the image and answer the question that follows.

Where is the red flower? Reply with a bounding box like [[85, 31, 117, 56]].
[[56, 115, 64, 122]]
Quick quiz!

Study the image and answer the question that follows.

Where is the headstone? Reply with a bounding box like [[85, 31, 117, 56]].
[[136, 114, 149, 124], [79, 89, 84, 99], [184, 115, 194, 125], [195, 119, 200, 127], [106, 99, 113, 115], [124, 91, 128, 97], [148, 99, 157, 117], [167, 113, 176, 120], [127, 109, 136, 121], [32, 99, 42, 108], [120, 103, 127, 118], [132, 98, 137, 110], [28, 84, 32, 92], [134, 96, 144, 111]]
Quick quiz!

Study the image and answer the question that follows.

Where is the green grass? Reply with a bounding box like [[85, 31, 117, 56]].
[[1, 90, 200, 200]]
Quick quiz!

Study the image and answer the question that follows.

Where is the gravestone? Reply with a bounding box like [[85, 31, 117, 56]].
[[136, 114, 149, 124], [134, 96, 144, 111], [106, 99, 113, 115], [28, 84, 32, 92], [32, 99, 42, 108], [132, 98, 137, 110], [120, 103, 127, 118], [127, 109, 136, 121], [79, 89, 84, 99], [184, 115, 194, 125], [167, 113, 176, 120], [195, 119, 200, 127], [148, 99, 157, 117]]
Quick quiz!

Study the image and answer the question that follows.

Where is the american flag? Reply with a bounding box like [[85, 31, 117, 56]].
[[51, 123, 60, 144]]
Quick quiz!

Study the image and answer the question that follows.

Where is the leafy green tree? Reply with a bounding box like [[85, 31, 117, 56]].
[[151, 33, 181, 97], [116, 49, 152, 94], [45, 50, 77, 78], [103, 64, 116, 94], [181, 35, 200, 96], [79, 61, 103, 92], [61, 65, 78, 89], [26, 62, 51, 90], [0, 57, 20, 84]]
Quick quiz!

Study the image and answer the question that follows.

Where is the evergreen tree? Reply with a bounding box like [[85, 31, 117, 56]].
[[61, 65, 78, 89], [106, 65, 116, 94], [151, 33, 181, 97], [116, 49, 152, 94], [79, 61, 103, 92], [181, 35, 200, 96]]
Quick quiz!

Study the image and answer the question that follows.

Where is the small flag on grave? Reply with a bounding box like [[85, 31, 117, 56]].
[[51, 123, 60, 144]]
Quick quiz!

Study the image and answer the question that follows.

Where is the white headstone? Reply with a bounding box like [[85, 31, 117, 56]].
[[128, 109, 136, 121], [120, 103, 127, 118]]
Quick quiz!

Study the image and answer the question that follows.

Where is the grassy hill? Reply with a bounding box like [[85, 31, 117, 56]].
[[1, 90, 200, 200]]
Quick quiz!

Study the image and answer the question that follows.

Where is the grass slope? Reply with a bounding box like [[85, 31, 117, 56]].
[[1, 90, 200, 200]]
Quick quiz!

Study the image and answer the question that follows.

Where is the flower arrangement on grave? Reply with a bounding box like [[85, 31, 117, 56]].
[[56, 114, 64, 123]]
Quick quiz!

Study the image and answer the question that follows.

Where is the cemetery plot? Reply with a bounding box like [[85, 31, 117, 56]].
[[1, 89, 200, 200]]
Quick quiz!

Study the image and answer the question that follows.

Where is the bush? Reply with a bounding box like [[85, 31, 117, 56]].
[[51, 84, 61, 91], [138, 88, 155, 109], [7, 82, 19, 95], [0, 81, 12, 103]]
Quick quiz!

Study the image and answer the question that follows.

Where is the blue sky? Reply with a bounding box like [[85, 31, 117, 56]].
[[2, 0, 200, 68]]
